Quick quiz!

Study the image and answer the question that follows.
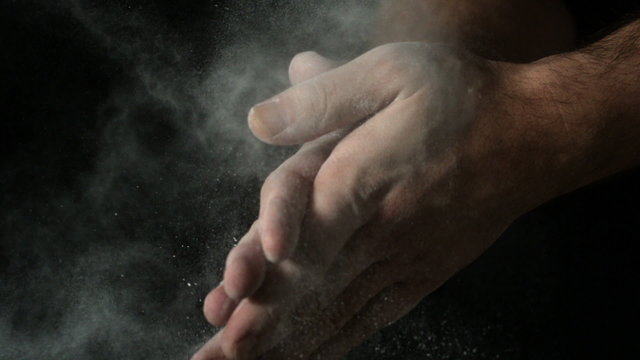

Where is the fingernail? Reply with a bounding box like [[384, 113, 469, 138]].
[[234, 335, 256, 360], [248, 98, 287, 140]]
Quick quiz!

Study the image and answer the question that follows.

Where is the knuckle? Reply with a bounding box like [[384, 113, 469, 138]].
[[314, 155, 367, 220], [305, 79, 332, 133], [365, 43, 443, 95], [202, 298, 215, 321], [261, 166, 309, 204], [261, 170, 285, 197], [288, 51, 319, 81], [315, 142, 386, 219], [368, 43, 412, 78], [289, 51, 316, 70], [314, 155, 354, 197], [262, 169, 290, 199]]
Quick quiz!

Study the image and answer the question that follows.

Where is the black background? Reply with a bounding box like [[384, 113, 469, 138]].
[[2, 1, 640, 359]]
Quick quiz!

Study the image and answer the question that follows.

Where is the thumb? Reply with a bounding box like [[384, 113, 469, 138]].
[[248, 46, 402, 145], [288, 51, 339, 85]]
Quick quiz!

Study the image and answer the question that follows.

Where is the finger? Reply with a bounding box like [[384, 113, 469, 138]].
[[248, 45, 404, 145], [259, 51, 341, 263], [220, 263, 301, 359], [296, 137, 381, 268], [297, 89, 430, 267], [191, 331, 226, 360], [222, 299, 275, 359], [259, 132, 342, 263], [263, 259, 401, 359], [218, 151, 381, 359], [288, 51, 339, 85], [220, 134, 351, 358], [273, 223, 392, 339], [224, 227, 385, 359], [223, 223, 266, 301], [221, 91, 407, 358], [261, 220, 439, 359], [250, 96, 414, 356], [203, 283, 237, 327], [310, 281, 428, 360], [228, 131, 347, 349], [218, 223, 376, 359], [313, 222, 395, 301]]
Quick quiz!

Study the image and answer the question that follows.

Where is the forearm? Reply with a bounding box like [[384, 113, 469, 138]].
[[373, 0, 576, 62], [498, 19, 640, 212]]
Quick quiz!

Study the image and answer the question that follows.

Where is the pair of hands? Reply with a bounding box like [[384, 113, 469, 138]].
[[193, 42, 536, 359]]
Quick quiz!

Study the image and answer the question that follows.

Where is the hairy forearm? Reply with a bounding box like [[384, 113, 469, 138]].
[[499, 19, 640, 211], [373, 0, 576, 62]]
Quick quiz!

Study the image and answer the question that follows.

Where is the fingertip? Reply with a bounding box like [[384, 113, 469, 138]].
[[203, 285, 238, 327], [221, 301, 272, 360], [223, 250, 266, 301], [288, 51, 335, 85], [260, 217, 290, 264], [247, 106, 269, 141], [191, 331, 226, 360], [263, 241, 286, 264], [247, 98, 288, 145], [260, 196, 301, 263]]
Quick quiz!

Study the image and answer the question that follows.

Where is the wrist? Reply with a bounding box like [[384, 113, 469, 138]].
[[373, 0, 575, 62], [489, 50, 639, 213]]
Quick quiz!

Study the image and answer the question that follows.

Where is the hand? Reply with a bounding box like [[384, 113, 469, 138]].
[[195, 42, 546, 359], [192, 51, 345, 359]]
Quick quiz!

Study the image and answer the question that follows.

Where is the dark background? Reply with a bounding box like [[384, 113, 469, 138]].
[[2, 0, 640, 359]]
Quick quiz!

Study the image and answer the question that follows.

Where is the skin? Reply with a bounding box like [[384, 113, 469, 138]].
[[194, 2, 640, 359], [372, 0, 576, 61]]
